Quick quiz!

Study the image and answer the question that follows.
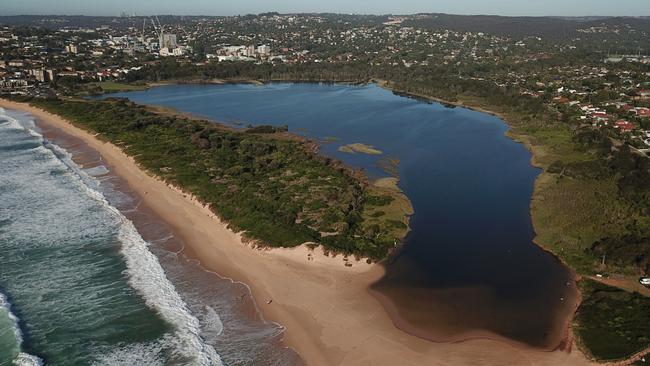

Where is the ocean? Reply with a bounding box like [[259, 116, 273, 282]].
[[0, 108, 301, 365]]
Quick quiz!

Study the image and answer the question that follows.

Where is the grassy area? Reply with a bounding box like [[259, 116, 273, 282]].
[[359, 177, 414, 251], [72, 82, 149, 96], [575, 279, 650, 361], [531, 175, 636, 273], [27, 97, 411, 260], [512, 124, 591, 166], [92, 81, 149, 92], [519, 125, 647, 276]]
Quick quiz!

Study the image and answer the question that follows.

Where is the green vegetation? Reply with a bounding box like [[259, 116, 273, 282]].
[[532, 176, 635, 273], [575, 279, 650, 361], [26, 97, 410, 260], [338, 143, 383, 155], [527, 127, 650, 276]]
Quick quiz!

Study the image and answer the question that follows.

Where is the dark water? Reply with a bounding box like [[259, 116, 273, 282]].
[[104, 83, 576, 348]]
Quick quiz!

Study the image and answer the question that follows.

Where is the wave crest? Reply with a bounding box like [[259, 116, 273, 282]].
[[0, 108, 222, 366]]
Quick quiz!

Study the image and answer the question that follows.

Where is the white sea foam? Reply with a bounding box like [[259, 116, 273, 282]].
[[201, 306, 224, 338], [13, 353, 44, 366], [0, 110, 40, 138], [1, 108, 223, 366], [0, 292, 44, 366], [115, 218, 222, 365], [0, 292, 23, 346], [92, 341, 164, 366], [83, 165, 110, 177]]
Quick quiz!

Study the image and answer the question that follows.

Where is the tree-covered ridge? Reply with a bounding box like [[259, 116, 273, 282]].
[[30, 97, 411, 259]]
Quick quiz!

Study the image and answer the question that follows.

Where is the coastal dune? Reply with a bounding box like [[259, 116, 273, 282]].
[[0, 99, 597, 366]]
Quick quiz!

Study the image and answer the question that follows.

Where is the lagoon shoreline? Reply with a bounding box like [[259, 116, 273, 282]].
[[0, 98, 596, 366]]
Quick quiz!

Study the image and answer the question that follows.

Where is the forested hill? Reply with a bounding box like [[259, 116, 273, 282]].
[[402, 14, 650, 39]]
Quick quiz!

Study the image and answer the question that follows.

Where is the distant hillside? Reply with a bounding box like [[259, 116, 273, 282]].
[[401, 14, 650, 39], [1, 13, 649, 40], [0, 15, 207, 30]]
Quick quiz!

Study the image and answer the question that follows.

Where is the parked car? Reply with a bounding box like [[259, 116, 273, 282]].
[[640, 277, 650, 288]]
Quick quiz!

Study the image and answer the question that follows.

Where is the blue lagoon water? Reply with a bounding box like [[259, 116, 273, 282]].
[[105, 83, 577, 348]]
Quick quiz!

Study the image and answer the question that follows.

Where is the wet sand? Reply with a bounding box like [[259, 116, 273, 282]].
[[1, 99, 598, 366]]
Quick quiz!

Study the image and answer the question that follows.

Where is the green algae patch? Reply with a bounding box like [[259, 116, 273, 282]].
[[338, 143, 383, 155]]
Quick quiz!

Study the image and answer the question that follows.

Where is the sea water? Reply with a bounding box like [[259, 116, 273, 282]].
[[0, 108, 226, 365], [0, 108, 299, 365]]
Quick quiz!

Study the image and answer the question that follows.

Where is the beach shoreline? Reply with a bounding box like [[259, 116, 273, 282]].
[[0, 99, 597, 366]]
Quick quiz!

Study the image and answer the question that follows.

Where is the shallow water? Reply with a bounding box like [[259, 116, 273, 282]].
[[106, 83, 577, 348]]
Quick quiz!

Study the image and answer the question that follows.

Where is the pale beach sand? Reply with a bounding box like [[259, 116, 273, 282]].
[[0, 99, 598, 366]]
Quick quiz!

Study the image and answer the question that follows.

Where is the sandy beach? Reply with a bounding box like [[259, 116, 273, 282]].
[[0, 99, 598, 366]]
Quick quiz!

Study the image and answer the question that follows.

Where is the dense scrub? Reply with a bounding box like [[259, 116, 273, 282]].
[[575, 279, 650, 361], [29, 97, 408, 259]]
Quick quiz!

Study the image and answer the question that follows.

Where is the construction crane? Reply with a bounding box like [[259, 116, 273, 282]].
[[138, 16, 165, 49], [140, 18, 147, 43], [153, 16, 164, 39]]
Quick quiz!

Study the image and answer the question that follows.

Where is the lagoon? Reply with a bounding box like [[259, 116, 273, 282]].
[[105, 82, 576, 348]]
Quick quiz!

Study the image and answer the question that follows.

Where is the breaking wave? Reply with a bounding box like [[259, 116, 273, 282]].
[[0, 292, 43, 366], [0, 108, 222, 365]]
